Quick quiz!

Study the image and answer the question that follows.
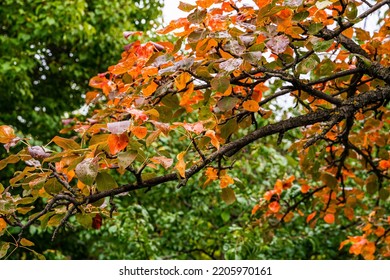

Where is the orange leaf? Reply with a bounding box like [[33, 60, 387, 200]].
[[324, 213, 335, 224], [131, 126, 148, 139], [301, 184, 310, 193], [342, 27, 354, 39], [0, 125, 16, 144], [284, 212, 294, 223], [175, 151, 186, 178], [242, 100, 259, 112], [219, 170, 234, 188], [268, 201, 280, 213], [379, 160, 390, 169], [0, 218, 7, 232], [143, 81, 158, 97], [252, 204, 261, 215], [205, 130, 220, 150], [107, 133, 129, 155], [196, 0, 214, 9], [344, 207, 354, 221], [175, 72, 191, 91], [306, 211, 317, 223], [204, 167, 218, 187], [375, 226, 385, 237]]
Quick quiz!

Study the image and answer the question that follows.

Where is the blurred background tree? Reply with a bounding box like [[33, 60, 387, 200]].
[[0, 0, 164, 141]]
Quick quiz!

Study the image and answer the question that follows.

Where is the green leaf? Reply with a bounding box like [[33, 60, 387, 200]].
[[221, 211, 230, 222], [96, 172, 118, 192], [313, 40, 333, 52], [76, 213, 93, 228], [211, 76, 230, 93], [320, 172, 338, 190], [220, 119, 238, 139], [292, 11, 309, 21], [221, 187, 236, 205], [366, 181, 378, 195], [44, 178, 63, 194], [217, 97, 239, 112], [379, 188, 389, 201], [297, 56, 319, 75], [0, 242, 10, 259], [47, 214, 65, 227], [308, 23, 323, 35], [346, 2, 358, 19]]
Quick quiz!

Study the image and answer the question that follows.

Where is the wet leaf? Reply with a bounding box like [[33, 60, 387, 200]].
[[221, 187, 236, 205], [96, 172, 118, 192]]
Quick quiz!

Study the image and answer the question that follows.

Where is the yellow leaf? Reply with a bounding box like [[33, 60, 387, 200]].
[[243, 100, 259, 112], [175, 151, 186, 178]]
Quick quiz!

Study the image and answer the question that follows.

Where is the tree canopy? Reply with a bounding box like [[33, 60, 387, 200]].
[[0, 0, 163, 141], [1, 0, 390, 260]]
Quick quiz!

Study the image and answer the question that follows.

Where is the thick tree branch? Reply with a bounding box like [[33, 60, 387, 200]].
[[84, 86, 390, 204]]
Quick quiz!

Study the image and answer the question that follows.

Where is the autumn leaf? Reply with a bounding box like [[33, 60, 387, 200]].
[[306, 211, 317, 223], [324, 213, 335, 224], [131, 126, 148, 139], [175, 151, 186, 178], [143, 81, 158, 97], [268, 201, 281, 213], [52, 136, 80, 150], [0, 218, 6, 232], [221, 187, 236, 205], [0, 125, 16, 144], [265, 35, 289, 54], [205, 130, 220, 150], [219, 170, 234, 188], [251, 204, 261, 215], [20, 238, 35, 247], [242, 100, 259, 112], [92, 213, 102, 230], [107, 133, 129, 154], [150, 156, 174, 169], [175, 72, 191, 91], [107, 120, 131, 134], [204, 167, 218, 187]]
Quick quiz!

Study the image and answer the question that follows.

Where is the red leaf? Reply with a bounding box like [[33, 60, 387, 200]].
[[92, 213, 102, 229]]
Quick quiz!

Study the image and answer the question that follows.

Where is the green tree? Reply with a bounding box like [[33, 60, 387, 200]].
[[1, 0, 390, 260], [0, 0, 163, 141]]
